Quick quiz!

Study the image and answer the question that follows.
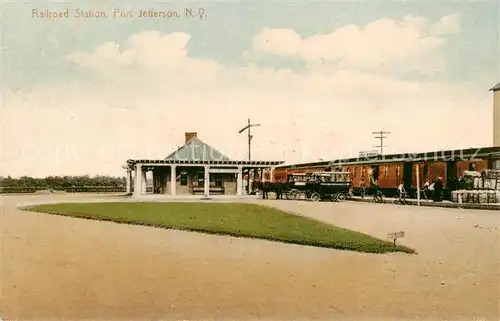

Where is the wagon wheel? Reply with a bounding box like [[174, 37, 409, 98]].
[[287, 189, 299, 200], [310, 192, 321, 202], [335, 192, 346, 201]]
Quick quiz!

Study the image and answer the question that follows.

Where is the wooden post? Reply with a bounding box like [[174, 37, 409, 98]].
[[416, 164, 421, 206]]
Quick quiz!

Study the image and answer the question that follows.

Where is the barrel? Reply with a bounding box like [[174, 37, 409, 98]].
[[487, 191, 497, 203], [474, 191, 481, 203], [479, 191, 488, 204], [462, 191, 469, 203], [473, 178, 480, 189]]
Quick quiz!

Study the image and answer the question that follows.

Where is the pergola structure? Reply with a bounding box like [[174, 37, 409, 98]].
[[123, 132, 284, 197]]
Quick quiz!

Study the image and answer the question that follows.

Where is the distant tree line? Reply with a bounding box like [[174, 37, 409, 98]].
[[0, 175, 127, 193]]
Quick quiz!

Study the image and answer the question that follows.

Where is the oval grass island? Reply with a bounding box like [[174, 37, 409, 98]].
[[21, 202, 415, 254]]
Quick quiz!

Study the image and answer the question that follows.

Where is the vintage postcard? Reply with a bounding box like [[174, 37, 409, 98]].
[[1, 0, 499, 320]]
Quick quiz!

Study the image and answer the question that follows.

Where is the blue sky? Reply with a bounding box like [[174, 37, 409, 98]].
[[3, 1, 498, 87], [1, 1, 499, 176]]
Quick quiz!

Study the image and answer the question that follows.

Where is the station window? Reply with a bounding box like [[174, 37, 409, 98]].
[[180, 172, 188, 186]]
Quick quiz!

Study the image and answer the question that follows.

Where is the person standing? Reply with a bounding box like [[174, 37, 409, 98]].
[[422, 179, 431, 200], [398, 180, 407, 201], [372, 179, 383, 202], [360, 178, 366, 198], [433, 177, 443, 202]]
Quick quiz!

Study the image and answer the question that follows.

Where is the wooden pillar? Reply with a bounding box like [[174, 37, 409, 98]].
[[204, 165, 210, 197], [134, 164, 142, 197], [142, 169, 147, 194], [416, 164, 421, 206], [237, 166, 243, 196], [126, 170, 131, 194], [152, 169, 156, 194], [170, 165, 177, 195]]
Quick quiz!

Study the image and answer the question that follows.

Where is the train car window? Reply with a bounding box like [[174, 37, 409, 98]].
[[384, 166, 388, 178], [396, 166, 400, 177], [423, 164, 428, 180]]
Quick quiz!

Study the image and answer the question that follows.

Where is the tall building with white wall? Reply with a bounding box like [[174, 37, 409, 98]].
[[492, 82, 500, 146]]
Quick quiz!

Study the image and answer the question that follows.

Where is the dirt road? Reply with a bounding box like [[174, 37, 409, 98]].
[[1, 194, 499, 320]]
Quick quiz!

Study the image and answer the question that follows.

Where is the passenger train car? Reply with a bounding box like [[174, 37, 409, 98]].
[[272, 146, 500, 198]]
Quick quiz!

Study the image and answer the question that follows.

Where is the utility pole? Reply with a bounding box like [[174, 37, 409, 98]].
[[238, 118, 261, 193], [372, 130, 391, 156]]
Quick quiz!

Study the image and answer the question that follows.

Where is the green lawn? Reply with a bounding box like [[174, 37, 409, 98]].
[[22, 202, 415, 254]]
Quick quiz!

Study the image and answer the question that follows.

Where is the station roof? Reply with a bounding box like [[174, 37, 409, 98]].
[[277, 146, 500, 170], [125, 133, 284, 168], [127, 159, 284, 166], [490, 82, 500, 91]]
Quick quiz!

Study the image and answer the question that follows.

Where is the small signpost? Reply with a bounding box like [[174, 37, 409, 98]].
[[387, 231, 405, 247]]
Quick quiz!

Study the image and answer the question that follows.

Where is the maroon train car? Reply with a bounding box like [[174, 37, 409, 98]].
[[273, 146, 500, 198]]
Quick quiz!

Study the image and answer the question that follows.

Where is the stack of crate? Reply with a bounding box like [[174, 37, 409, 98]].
[[452, 190, 500, 203], [452, 170, 500, 203], [472, 170, 500, 190]]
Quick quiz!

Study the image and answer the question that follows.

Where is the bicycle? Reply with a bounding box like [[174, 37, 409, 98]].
[[392, 192, 409, 205], [371, 190, 384, 203]]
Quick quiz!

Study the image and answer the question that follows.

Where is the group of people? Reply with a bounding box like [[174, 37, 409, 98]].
[[395, 177, 445, 202], [359, 176, 445, 202], [421, 177, 444, 202]]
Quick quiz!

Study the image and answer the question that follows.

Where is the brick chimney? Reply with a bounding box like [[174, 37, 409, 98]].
[[185, 132, 197, 144]]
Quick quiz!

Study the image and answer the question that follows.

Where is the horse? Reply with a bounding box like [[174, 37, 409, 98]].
[[252, 181, 284, 199], [251, 181, 268, 199], [266, 181, 285, 199], [272, 182, 284, 199]]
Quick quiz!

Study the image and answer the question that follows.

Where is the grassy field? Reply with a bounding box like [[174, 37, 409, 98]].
[[22, 202, 415, 254]]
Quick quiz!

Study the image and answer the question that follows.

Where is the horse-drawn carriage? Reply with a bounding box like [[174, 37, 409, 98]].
[[285, 171, 352, 201], [284, 173, 310, 199]]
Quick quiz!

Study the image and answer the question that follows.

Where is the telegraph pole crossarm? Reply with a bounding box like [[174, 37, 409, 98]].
[[238, 118, 261, 193], [372, 130, 391, 156]]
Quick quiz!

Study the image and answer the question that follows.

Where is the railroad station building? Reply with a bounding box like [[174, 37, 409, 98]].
[[124, 132, 284, 197]]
